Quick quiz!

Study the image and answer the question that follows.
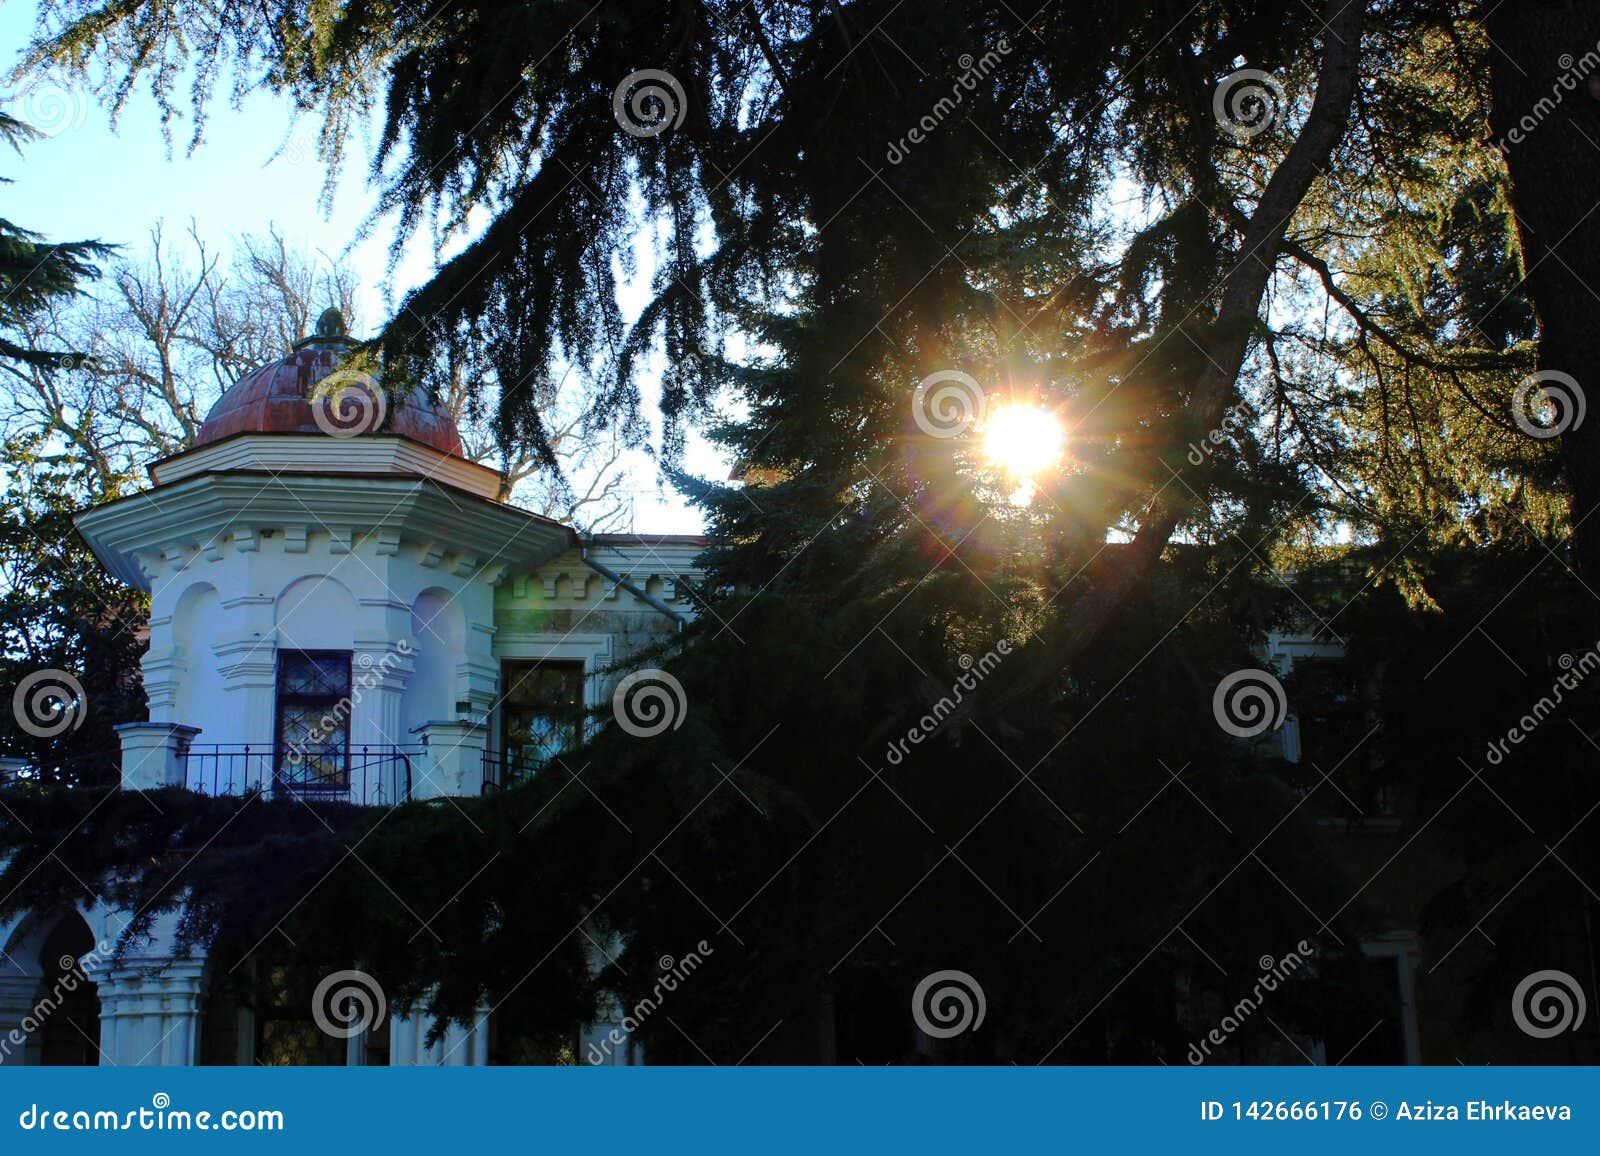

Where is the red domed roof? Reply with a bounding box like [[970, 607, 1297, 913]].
[[193, 311, 464, 457]]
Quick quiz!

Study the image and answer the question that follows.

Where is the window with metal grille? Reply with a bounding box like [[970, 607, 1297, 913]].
[[275, 650, 353, 790], [499, 661, 585, 777]]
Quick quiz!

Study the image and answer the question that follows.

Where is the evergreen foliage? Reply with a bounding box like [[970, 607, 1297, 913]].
[[0, 111, 112, 370], [3, 0, 1595, 1061]]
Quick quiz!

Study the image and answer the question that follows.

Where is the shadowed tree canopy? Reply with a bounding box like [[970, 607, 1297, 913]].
[[23, 0, 1561, 632], [7, 0, 1598, 1062]]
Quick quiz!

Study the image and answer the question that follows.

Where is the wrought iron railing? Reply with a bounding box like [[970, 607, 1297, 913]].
[[183, 744, 416, 805], [480, 748, 546, 793]]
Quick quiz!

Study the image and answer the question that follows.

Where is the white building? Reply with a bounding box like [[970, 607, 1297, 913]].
[[0, 311, 702, 1065]]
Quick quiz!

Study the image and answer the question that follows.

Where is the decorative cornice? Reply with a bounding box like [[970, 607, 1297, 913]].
[[75, 474, 573, 590], [491, 631, 614, 663], [149, 434, 504, 500]]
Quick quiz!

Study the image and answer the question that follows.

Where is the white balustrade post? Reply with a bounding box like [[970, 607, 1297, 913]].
[[410, 720, 488, 799], [114, 723, 202, 791]]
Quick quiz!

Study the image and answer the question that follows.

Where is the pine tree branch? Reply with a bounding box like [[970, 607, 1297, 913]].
[[1036, 0, 1370, 671]]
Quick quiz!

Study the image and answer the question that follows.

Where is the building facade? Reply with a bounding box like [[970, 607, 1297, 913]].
[[0, 312, 702, 1065]]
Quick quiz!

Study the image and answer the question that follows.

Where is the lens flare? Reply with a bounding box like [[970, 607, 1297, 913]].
[[980, 405, 1064, 503]]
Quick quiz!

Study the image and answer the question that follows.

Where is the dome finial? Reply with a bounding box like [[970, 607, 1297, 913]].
[[294, 307, 354, 350], [315, 308, 348, 339]]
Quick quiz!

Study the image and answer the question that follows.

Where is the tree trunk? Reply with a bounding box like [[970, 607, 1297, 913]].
[[1484, 0, 1600, 581], [1049, 0, 1367, 665]]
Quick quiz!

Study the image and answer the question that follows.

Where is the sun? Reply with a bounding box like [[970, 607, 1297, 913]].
[[980, 404, 1065, 501]]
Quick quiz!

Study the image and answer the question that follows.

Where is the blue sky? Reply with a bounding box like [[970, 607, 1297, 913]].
[[0, 5, 414, 318], [2, 3, 711, 533]]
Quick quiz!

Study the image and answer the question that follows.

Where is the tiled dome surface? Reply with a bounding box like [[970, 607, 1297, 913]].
[[193, 316, 464, 457]]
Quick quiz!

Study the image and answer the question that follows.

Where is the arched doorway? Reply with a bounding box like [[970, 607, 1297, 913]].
[[34, 914, 102, 1065]]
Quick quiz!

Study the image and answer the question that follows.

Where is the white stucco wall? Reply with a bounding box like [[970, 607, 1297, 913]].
[[145, 530, 486, 753], [74, 438, 705, 807]]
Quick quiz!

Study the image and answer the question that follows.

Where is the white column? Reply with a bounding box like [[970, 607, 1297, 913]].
[[82, 907, 207, 1067], [347, 623, 415, 804], [87, 959, 206, 1066], [388, 1006, 490, 1066], [579, 930, 644, 1065], [580, 998, 637, 1066], [139, 631, 184, 722], [388, 1011, 425, 1064], [462, 617, 499, 720], [234, 1005, 256, 1066], [214, 631, 277, 752], [1395, 949, 1422, 1064], [0, 975, 44, 1065], [350, 632, 415, 748]]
